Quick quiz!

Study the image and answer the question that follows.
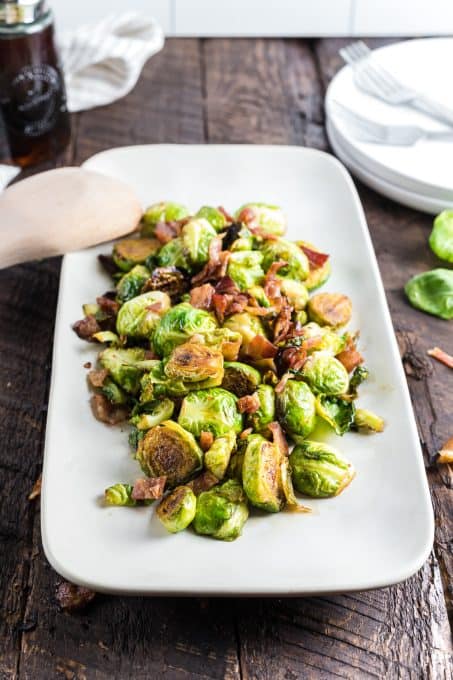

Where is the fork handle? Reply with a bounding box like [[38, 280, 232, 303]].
[[412, 95, 453, 128]]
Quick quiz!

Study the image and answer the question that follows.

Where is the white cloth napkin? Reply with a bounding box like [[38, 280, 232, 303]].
[[59, 12, 165, 113]]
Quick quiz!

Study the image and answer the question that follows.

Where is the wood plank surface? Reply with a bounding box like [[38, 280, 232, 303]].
[[0, 37, 452, 680]]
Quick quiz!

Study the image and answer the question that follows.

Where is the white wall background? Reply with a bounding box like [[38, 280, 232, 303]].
[[52, 0, 453, 36]]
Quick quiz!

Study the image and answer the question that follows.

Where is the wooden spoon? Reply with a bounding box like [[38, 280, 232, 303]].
[[0, 167, 143, 269]]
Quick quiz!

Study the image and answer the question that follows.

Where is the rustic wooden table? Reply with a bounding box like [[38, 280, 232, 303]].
[[1, 38, 452, 679]]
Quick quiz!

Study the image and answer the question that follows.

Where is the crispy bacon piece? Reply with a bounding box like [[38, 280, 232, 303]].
[[247, 335, 277, 359], [72, 315, 101, 341], [190, 283, 215, 310], [438, 437, 453, 464], [187, 471, 219, 495], [244, 304, 271, 317], [132, 476, 166, 501], [237, 393, 261, 414], [191, 237, 230, 285], [299, 245, 329, 269], [218, 206, 234, 223], [200, 431, 214, 451], [56, 582, 96, 611], [275, 345, 307, 375], [96, 296, 120, 319], [154, 219, 186, 244], [239, 427, 253, 439], [98, 253, 118, 276], [212, 292, 249, 323], [273, 302, 293, 344], [146, 300, 165, 313], [215, 276, 238, 295], [275, 372, 292, 394], [263, 260, 287, 301], [337, 348, 364, 373], [90, 394, 129, 425], [28, 475, 42, 501], [428, 347, 453, 369], [267, 421, 289, 457], [87, 369, 109, 388]]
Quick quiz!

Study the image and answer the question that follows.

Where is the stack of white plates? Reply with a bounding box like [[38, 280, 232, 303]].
[[325, 38, 453, 214]]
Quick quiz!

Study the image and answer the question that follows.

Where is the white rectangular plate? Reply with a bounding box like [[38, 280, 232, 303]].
[[42, 145, 434, 595]]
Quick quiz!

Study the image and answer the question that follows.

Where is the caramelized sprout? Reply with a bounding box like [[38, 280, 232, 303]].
[[112, 238, 160, 272], [307, 292, 352, 328], [205, 431, 236, 480], [193, 479, 248, 541], [221, 361, 261, 397], [178, 388, 243, 438], [156, 237, 191, 271], [242, 434, 284, 512], [246, 384, 275, 434], [156, 486, 197, 533], [164, 341, 224, 385], [290, 441, 355, 498]]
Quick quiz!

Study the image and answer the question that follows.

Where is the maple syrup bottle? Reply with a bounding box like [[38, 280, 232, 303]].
[[0, 1, 70, 167]]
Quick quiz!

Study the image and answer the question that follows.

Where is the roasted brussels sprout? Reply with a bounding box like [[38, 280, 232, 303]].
[[156, 237, 191, 271], [248, 285, 271, 308], [142, 266, 189, 300], [279, 278, 308, 310], [276, 379, 316, 438], [99, 347, 149, 394], [196, 206, 228, 232], [116, 291, 171, 339], [153, 303, 217, 357], [164, 341, 224, 386], [315, 394, 355, 435], [156, 485, 197, 533], [290, 441, 355, 498], [101, 378, 129, 405], [261, 238, 309, 281], [429, 210, 453, 263], [235, 203, 286, 236], [140, 361, 189, 401], [205, 431, 236, 479], [104, 483, 136, 506], [181, 218, 217, 266], [405, 268, 453, 320], [137, 420, 203, 486], [112, 238, 160, 272], [221, 361, 261, 397], [354, 408, 384, 433], [130, 398, 175, 430], [116, 265, 150, 303], [297, 241, 331, 290], [203, 328, 242, 361], [301, 322, 345, 355], [307, 293, 352, 328], [178, 388, 243, 438], [223, 312, 266, 357], [193, 479, 248, 541], [227, 251, 265, 291], [242, 434, 284, 512], [246, 384, 275, 434], [141, 201, 190, 236], [302, 351, 349, 395]]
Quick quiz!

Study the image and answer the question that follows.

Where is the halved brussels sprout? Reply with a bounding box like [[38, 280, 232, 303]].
[[354, 408, 384, 433], [130, 399, 175, 430], [193, 479, 248, 541], [315, 394, 355, 435], [153, 303, 217, 357], [297, 241, 331, 291], [140, 361, 190, 401], [405, 268, 453, 320], [246, 384, 275, 434], [227, 251, 265, 291], [141, 201, 190, 236], [248, 285, 271, 308], [221, 361, 261, 397], [196, 206, 228, 232], [289, 441, 355, 497], [101, 378, 129, 405], [99, 347, 149, 394], [178, 388, 243, 438], [302, 351, 349, 395], [112, 238, 161, 272], [116, 265, 150, 303], [137, 420, 203, 486], [307, 293, 352, 328], [302, 322, 346, 355], [242, 434, 284, 512], [276, 379, 316, 438], [116, 291, 171, 339], [261, 238, 309, 281], [164, 341, 224, 385], [142, 266, 189, 300], [156, 486, 197, 533], [156, 237, 191, 271], [181, 218, 217, 266], [235, 203, 286, 236], [280, 457, 300, 510], [223, 312, 266, 357], [205, 431, 236, 479], [104, 483, 136, 506], [429, 210, 453, 263], [279, 278, 308, 310]]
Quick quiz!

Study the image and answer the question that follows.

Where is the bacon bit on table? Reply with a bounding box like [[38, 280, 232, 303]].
[[132, 476, 166, 501], [87, 369, 109, 388], [90, 394, 129, 425], [72, 315, 101, 341], [28, 475, 42, 500], [200, 431, 215, 451], [299, 245, 329, 269], [336, 348, 364, 373], [427, 346, 453, 369], [187, 471, 219, 495], [190, 283, 215, 310], [275, 372, 292, 394], [267, 421, 289, 456], [237, 393, 261, 414], [437, 437, 453, 464], [56, 582, 96, 611], [247, 334, 277, 359], [239, 427, 253, 439]]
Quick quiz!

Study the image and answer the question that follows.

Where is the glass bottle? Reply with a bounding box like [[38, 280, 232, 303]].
[[0, 0, 71, 167]]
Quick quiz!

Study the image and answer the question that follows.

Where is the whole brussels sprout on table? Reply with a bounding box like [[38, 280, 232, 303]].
[[73, 199, 384, 542]]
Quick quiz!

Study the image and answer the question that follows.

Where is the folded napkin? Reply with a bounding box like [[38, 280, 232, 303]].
[[59, 12, 165, 113]]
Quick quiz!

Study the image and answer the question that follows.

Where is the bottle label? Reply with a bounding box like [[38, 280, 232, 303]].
[[10, 64, 66, 138]]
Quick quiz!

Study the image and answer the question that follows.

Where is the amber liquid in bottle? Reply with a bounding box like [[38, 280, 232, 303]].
[[0, 19, 71, 167]]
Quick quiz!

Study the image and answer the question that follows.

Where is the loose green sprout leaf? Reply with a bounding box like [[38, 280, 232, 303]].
[[405, 268, 453, 320], [205, 431, 236, 480], [116, 265, 150, 303], [129, 426, 144, 454], [99, 347, 149, 394], [92, 331, 120, 345], [193, 479, 248, 541], [181, 218, 217, 266], [227, 251, 265, 291], [156, 237, 192, 271], [137, 420, 203, 486], [302, 351, 350, 395], [178, 388, 243, 438], [315, 394, 355, 435], [141, 201, 190, 236], [130, 399, 175, 430], [221, 361, 261, 397], [349, 365, 369, 390], [116, 291, 171, 339], [247, 384, 275, 434], [105, 483, 136, 506], [429, 210, 453, 263], [290, 441, 355, 498], [242, 434, 284, 512], [153, 303, 218, 357], [276, 379, 316, 439], [164, 341, 224, 385], [235, 203, 287, 236], [223, 312, 266, 357], [354, 408, 385, 433], [261, 238, 309, 281], [112, 238, 161, 272], [156, 486, 197, 533], [279, 278, 308, 310], [196, 206, 228, 232]]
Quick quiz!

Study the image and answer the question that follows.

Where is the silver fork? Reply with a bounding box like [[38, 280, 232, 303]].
[[331, 101, 453, 146], [340, 41, 453, 128]]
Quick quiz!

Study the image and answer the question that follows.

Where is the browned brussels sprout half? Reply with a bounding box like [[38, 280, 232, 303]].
[[242, 434, 284, 512], [221, 362, 261, 397], [156, 486, 197, 533], [112, 238, 161, 272], [307, 293, 352, 328], [164, 341, 224, 385], [289, 441, 355, 498], [193, 479, 249, 541]]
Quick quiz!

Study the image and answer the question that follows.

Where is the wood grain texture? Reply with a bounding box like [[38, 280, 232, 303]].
[[0, 37, 452, 680]]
